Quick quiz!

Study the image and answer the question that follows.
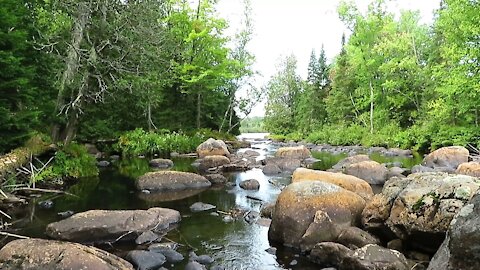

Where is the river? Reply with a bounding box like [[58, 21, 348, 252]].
[[5, 133, 422, 269]]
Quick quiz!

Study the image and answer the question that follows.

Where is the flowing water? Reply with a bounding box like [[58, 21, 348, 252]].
[[5, 133, 422, 269]]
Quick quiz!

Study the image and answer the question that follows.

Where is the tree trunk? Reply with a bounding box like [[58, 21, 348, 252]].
[[196, 92, 202, 129], [369, 80, 374, 134], [52, 3, 90, 142]]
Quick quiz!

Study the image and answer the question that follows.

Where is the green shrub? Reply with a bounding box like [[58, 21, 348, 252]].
[[34, 143, 98, 183]]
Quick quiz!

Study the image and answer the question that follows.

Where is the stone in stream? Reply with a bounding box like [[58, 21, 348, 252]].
[[260, 202, 275, 219], [422, 146, 469, 170], [0, 238, 133, 269], [136, 171, 211, 191], [268, 181, 366, 251], [97, 160, 111, 167], [362, 172, 480, 253], [189, 251, 214, 265], [205, 173, 227, 184], [275, 145, 312, 159], [262, 163, 282, 175], [185, 261, 207, 270], [57, 210, 75, 218], [148, 242, 178, 252], [344, 160, 388, 185], [148, 245, 184, 263], [38, 200, 54, 209], [148, 158, 174, 169], [292, 168, 374, 200], [339, 244, 409, 270], [264, 157, 301, 172], [243, 150, 260, 157], [139, 188, 207, 202], [190, 202, 216, 212], [331, 155, 371, 171], [197, 155, 231, 171], [46, 208, 180, 244], [135, 230, 160, 245], [456, 161, 480, 177], [196, 138, 230, 158], [265, 247, 277, 255], [239, 179, 260, 190], [126, 250, 166, 270]]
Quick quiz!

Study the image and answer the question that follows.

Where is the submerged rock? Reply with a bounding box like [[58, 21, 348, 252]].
[[136, 171, 211, 191], [190, 202, 216, 212], [135, 231, 160, 245], [138, 188, 207, 202], [0, 238, 133, 269], [292, 168, 373, 200], [46, 208, 180, 243], [149, 158, 174, 169], [197, 138, 230, 158]]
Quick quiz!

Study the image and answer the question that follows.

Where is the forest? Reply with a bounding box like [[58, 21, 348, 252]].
[[0, 0, 259, 155], [264, 0, 479, 152]]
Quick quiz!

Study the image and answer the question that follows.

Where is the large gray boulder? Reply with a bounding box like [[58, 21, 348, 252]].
[[428, 191, 480, 270], [197, 156, 231, 171], [339, 244, 409, 270], [0, 238, 133, 269], [137, 171, 211, 191], [46, 208, 180, 243], [275, 145, 312, 159], [362, 173, 480, 251]]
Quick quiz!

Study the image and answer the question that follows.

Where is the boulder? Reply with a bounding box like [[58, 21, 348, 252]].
[[344, 160, 388, 185], [387, 167, 406, 179], [456, 162, 480, 177], [197, 156, 230, 171], [336, 226, 380, 249], [0, 238, 133, 269], [363, 173, 480, 251], [190, 202, 216, 212], [239, 179, 260, 190], [260, 202, 275, 218], [309, 242, 352, 268], [264, 157, 301, 172], [46, 208, 180, 243], [135, 231, 160, 245], [268, 181, 366, 250], [423, 146, 469, 170], [126, 250, 166, 270], [149, 158, 174, 169], [138, 189, 206, 202], [332, 155, 370, 171], [292, 168, 374, 200], [244, 150, 260, 157], [136, 171, 211, 191], [428, 191, 480, 270], [196, 138, 230, 158], [150, 247, 184, 263], [262, 163, 281, 175], [385, 148, 413, 157], [339, 244, 409, 270], [275, 145, 312, 159], [205, 174, 227, 184], [411, 164, 436, 173]]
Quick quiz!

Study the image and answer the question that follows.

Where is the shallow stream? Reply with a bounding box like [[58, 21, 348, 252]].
[[6, 133, 422, 269]]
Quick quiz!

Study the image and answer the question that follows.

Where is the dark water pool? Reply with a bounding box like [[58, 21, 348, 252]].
[[4, 135, 422, 269]]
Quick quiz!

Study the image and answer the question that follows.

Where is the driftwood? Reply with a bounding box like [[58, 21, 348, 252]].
[[12, 188, 78, 198], [0, 232, 30, 239]]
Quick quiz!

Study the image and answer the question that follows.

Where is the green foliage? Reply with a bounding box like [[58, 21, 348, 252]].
[[34, 143, 98, 183], [240, 117, 265, 133], [116, 128, 234, 157]]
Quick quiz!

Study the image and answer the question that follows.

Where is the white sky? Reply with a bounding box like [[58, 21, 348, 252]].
[[215, 0, 441, 117]]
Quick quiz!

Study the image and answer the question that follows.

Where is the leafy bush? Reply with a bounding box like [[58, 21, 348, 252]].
[[117, 128, 226, 157], [34, 143, 98, 183]]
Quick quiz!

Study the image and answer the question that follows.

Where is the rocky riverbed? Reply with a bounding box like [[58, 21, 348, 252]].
[[1, 133, 479, 270]]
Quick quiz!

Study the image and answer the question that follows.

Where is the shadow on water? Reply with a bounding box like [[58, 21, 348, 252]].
[[10, 136, 422, 270]]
